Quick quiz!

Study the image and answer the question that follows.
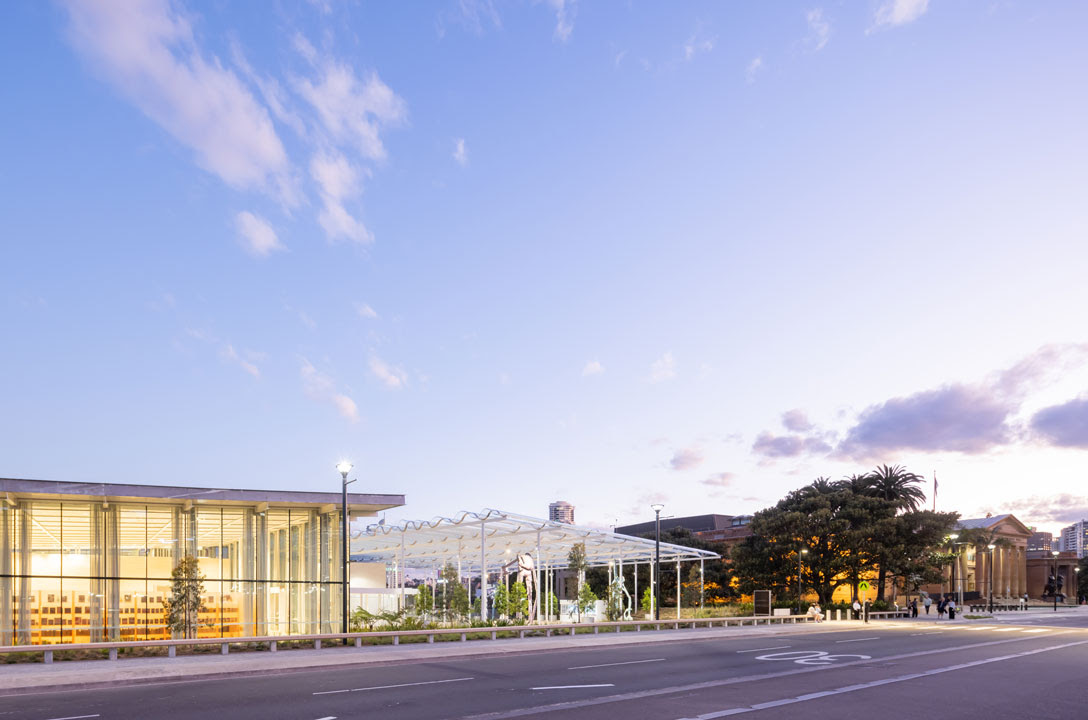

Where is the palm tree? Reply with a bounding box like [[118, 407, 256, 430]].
[[867, 464, 926, 512], [836, 473, 873, 495], [806, 476, 837, 496]]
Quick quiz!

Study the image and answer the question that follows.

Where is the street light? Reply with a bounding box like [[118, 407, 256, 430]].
[[987, 544, 996, 613], [797, 548, 809, 616], [1051, 550, 1060, 613], [1076, 567, 1082, 605], [651, 503, 664, 621], [337, 461, 355, 643]]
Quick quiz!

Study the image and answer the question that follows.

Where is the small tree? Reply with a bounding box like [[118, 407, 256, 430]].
[[567, 542, 589, 620], [509, 581, 529, 619], [641, 586, 653, 614], [492, 583, 510, 619], [415, 584, 434, 617], [578, 581, 598, 617], [163, 555, 208, 639]]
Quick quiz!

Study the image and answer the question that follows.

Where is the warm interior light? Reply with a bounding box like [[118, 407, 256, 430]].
[[801, 548, 809, 554], [988, 544, 996, 549]]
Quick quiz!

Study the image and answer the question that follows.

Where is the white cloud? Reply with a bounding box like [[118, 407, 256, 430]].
[[683, 33, 715, 61], [649, 352, 676, 383], [310, 151, 372, 244], [234, 211, 284, 257], [62, 0, 292, 201], [355, 303, 378, 319], [701, 472, 735, 488], [294, 54, 406, 161], [300, 358, 358, 422], [871, 0, 929, 30], [582, 360, 604, 377], [332, 394, 359, 422], [614, 50, 627, 68], [222, 344, 260, 378], [669, 447, 704, 471], [746, 56, 764, 84], [806, 9, 831, 51], [453, 138, 468, 166], [370, 354, 408, 389], [547, 0, 576, 43]]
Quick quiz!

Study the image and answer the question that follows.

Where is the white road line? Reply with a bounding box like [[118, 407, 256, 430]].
[[313, 677, 474, 695], [45, 716, 100, 720], [736, 646, 791, 653], [313, 717, 337, 720], [568, 658, 666, 670], [1023, 629, 1050, 633], [965, 626, 996, 631], [532, 684, 615, 690], [993, 628, 1019, 632], [835, 637, 878, 643], [678, 638, 1088, 719]]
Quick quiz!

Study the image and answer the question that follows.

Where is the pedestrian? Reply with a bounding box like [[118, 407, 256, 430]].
[[852, 598, 861, 620], [947, 597, 957, 620], [910, 599, 918, 618], [937, 597, 946, 619], [923, 595, 932, 615]]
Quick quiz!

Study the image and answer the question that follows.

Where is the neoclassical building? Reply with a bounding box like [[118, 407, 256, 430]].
[[928, 514, 1033, 600]]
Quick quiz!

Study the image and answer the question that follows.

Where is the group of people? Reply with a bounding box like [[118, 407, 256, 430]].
[[909, 593, 957, 619]]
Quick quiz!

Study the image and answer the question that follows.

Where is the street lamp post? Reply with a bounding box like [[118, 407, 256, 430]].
[[1052, 550, 1060, 612], [651, 504, 664, 621], [797, 548, 809, 616], [987, 544, 996, 614], [1076, 567, 1082, 605], [337, 461, 355, 644]]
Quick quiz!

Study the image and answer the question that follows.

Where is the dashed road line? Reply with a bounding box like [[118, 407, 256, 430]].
[[313, 677, 474, 695], [736, 646, 791, 653], [568, 658, 665, 670], [532, 684, 615, 690]]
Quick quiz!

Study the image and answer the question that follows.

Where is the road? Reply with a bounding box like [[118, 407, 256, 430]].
[[3, 618, 1088, 720]]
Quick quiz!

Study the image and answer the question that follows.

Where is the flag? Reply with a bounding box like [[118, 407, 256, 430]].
[[933, 471, 938, 511]]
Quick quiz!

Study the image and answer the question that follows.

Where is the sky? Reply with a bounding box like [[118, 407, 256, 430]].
[[2, 0, 1087, 536]]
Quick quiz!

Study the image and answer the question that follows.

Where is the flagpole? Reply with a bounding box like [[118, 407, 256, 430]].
[[933, 470, 937, 512]]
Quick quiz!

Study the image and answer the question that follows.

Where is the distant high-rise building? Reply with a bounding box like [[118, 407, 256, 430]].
[[1027, 531, 1053, 552], [549, 500, 575, 524], [1059, 520, 1088, 558]]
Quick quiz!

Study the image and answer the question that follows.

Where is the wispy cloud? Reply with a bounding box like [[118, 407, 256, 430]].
[[683, 31, 715, 61], [989, 493, 1088, 528], [546, 0, 577, 43], [805, 8, 831, 51], [300, 358, 358, 422], [701, 472, 735, 489], [782, 409, 814, 433], [234, 211, 284, 257], [62, 0, 292, 202], [370, 354, 408, 389], [310, 151, 372, 244], [669, 446, 704, 471], [582, 360, 604, 377], [752, 432, 832, 459], [871, 0, 929, 31], [746, 56, 764, 84], [453, 138, 468, 166], [355, 303, 378, 319], [649, 352, 676, 383], [222, 344, 260, 378], [1031, 398, 1088, 448]]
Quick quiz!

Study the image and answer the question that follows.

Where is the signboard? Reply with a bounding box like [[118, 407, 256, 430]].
[[754, 590, 772, 616], [858, 581, 871, 592]]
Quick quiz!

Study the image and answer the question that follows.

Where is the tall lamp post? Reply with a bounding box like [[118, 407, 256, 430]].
[[986, 544, 996, 613], [797, 548, 809, 615], [337, 461, 355, 643], [1076, 567, 1081, 605], [651, 503, 664, 621], [1051, 550, 1060, 612]]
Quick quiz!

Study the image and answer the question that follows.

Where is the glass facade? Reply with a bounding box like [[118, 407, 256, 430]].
[[0, 500, 345, 645]]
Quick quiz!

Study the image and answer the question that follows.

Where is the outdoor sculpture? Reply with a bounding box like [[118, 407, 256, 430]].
[[505, 552, 537, 622], [1044, 573, 1066, 600], [609, 567, 633, 621]]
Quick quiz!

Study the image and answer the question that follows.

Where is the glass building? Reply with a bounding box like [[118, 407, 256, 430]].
[[0, 478, 403, 645]]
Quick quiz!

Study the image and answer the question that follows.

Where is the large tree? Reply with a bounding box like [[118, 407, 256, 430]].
[[861, 464, 927, 600], [162, 555, 208, 639]]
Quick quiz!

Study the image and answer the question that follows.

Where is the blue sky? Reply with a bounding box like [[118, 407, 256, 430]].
[[2, 0, 1087, 534]]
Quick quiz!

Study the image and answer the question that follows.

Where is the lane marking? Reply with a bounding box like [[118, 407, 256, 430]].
[[677, 638, 1088, 719], [453, 631, 1072, 720], [568, 658, 665, 670], [835, 637, 878, 644], [314, 717, 337, 720], [993, 628, 1019, 632], [532, 684, 615, 690], [1023, 629, 1050, 633], [45, 716, 100, 720], [736, 646, 791, 653], [313, 677, 474, 695]]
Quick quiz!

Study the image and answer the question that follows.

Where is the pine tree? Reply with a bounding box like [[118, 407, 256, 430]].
[[162, 555, 208, 639]]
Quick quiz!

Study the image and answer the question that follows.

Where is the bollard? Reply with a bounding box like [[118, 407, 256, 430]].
[[570, 627, 576, 636], [44, 650, 53, 664], [221, 643, 229, 655], [168, 646, 176, 658], [393, 636, 399, 646], [428, 634, 434, 644], [490, 631, 497, 640], [314, 639, 321, 650], [109, 648, 118, 661], [355, 637, 362, 648], [460, 633, 467, 642], [269, 641, 276, 652]]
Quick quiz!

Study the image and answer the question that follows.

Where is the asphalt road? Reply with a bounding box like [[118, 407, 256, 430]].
[[4, 621, 1087, 720]]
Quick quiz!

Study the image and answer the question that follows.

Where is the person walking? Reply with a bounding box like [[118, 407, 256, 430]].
[[910, 599, 918, 618], [852, 598, 862, 620], [947, 596, 957, 620], [937, 596, 946, 619], [923, 595, 932, 615]]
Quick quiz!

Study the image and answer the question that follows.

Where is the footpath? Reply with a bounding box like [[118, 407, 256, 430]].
[[0, 621, 859, 696]]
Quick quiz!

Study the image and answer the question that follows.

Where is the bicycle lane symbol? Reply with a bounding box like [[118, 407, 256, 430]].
[[754, 650, 871, 666]]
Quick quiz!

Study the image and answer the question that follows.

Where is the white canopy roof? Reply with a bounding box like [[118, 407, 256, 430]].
[[350, 508, 719, 575]]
